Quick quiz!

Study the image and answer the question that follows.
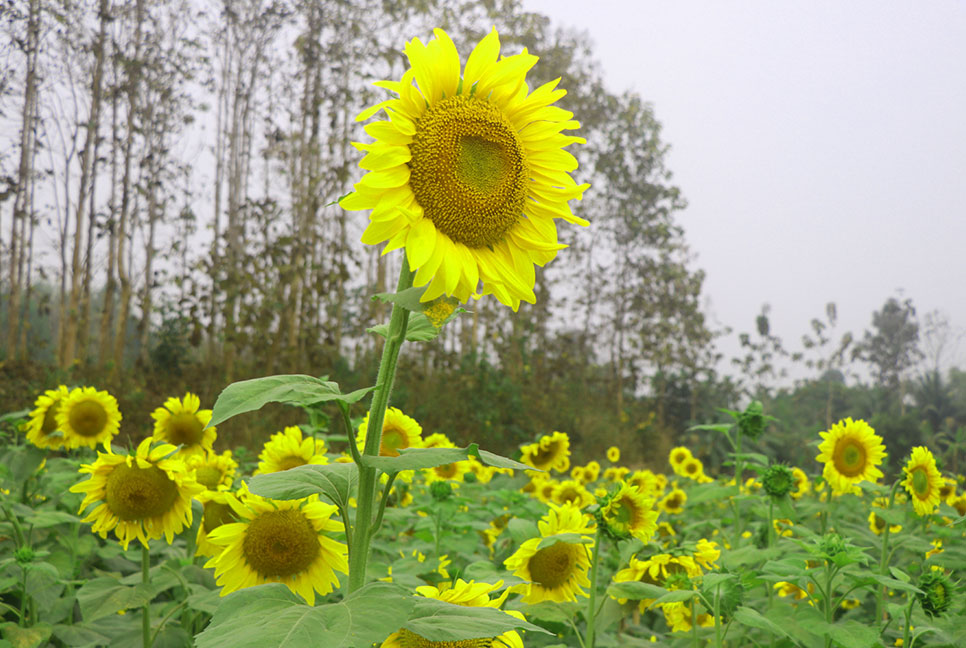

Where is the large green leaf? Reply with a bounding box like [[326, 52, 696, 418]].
[[76, 577, 154, 622], [209, 375, 375, 427], [733, 606, 794, 641], [535, 533, 593, 550], [371, 286, 429, 313], [361, 444, 530, 473], [195, 582, 414, 648], [606, 581, 668, 601], [403, 598, 551, 641], [248, 463, 358, 508], [0, 622, 52, 648]]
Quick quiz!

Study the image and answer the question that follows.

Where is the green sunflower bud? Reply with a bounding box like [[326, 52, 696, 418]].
[[701, 573, 744, 622], [14, 546, 35, 565], [917, 571, 953, 617], [430, 480, 453, 502], [762, 464, 796, 499], [819, 532, 846, 559], [738, 400, 767, 440]]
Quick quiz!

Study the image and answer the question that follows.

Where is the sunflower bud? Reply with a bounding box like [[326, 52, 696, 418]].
[[738, 400, 767, 440], [818, 532, 846, 560], [917, 571, 953, 617], [762, 464, 795, 499], [14, 546, 36, 565], [430, 480, 453, 502]]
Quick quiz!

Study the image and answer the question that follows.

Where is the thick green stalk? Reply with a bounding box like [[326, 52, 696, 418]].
[[585, 529, 602, 648], [347, 263, 413, 593], [875, 481, 900, 626], [142, 545, 152, 648]]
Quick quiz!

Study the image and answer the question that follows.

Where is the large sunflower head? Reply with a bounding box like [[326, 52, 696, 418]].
[[255, 426, 328, 475], [504, 502, 594, 604], [597, 482, 659, 543], [186, 449, 238, 491], [815, 417, 887, 494], [69, 437, 204, 549], [25, 385, 71, 450], [902, 446, 943, 516], [520, 430, 571, 473], [381, 580, 524, 648], [203, 490, 348, 605], [150, 392, 216, 457], [356, 407, 423, 458], [56, 386, 122, 450], [341, 28, 589, 311]]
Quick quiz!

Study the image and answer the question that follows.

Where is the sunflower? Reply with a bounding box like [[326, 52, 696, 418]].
[[868, 497, 902, 536], [356, 407, 423, 458], [150, 392, 216, 457], [381, 580, 524, 648], [604, 466, 629, 482], [583, 460, 601, 482], [421, 433, 470, 483], [342, 28, 589, 311], [598, 482, 659, 543], [681, 457, 708, 482], [187, 450, 238, 491], [504, 502, 594, 603], [692, 538, 721, 570], [24, 385, 71, 450], [669, 446, 693, 475], [552, 479, 595, 509], [69, 437, 203, 549], [902, 446, 943, 516], [612, 553, 703, 612], [195, 488, 239, 558], [204, 490, 348, 605], [520, 431, 571, 473], [790, 467, 811, 500], [606, 446, 621, 463], [56, 386, 122, 450], [663, 600, 715, 633], [937, 476, 957, 504], [627, 469, 664, 499], [815, 418, 887, 494], [659, 488, 687, 515], [255, 426, 328, 475]]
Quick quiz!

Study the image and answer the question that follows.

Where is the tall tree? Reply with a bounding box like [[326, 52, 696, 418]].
[[854, 296, 923, 411]]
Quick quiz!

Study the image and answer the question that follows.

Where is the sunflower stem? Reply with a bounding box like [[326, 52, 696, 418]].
[[585, 527, 602, 648], [142, 544, 152, 648], [875, 480, 901, 626], [348, 262, 413, 594], [370, 472, 398, 539]]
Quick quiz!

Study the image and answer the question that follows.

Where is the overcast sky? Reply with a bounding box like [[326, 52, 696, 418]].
[[523, 0, 966, 377]]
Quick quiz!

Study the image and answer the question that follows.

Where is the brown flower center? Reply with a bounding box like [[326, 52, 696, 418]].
[[242, 509, 320, 578], [395, 629, 494, 648], [69, 398, 108, 437], [528, 541, 579, 589], [105, 463, 179, 521], [203, 500, 236, 533], [164, 412, 205, 446], [833, 439, 867, 477]]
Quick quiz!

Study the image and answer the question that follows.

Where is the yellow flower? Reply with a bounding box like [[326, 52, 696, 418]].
[[841, 598, 861, 610], [663, 600, 715, 633], [815, 418, 886, 494], [868, 499, 902, 536], [204, 490, 348, 605], [504, 502, 593, 603], [790, 467, 811, 499], [342, 28, 589, 311], [421, 433, 470, 483], [604, 466, 629, 482], [150, 392, 215, 457], [256, 426, 328, 475], [56, 386, 122, 450], [599, 482, 659, 543], [693, 539, 720, 570], [195, 488, 238, 558], [902, 446, 943, 516], [937, 476, 956, 504], [186, 450, 237, 491], [25, 385, 71, 450], [607, 446, 621, 463], [669, 446, 692, 475], [925, 539, 943, 559], [381, 579, 524, 648], [681, 456, 709, 482], [552, 479, 595, 509], [659, 488, 687, 515], [583, 460, 601, 482], [612, 553, 702, 613], [520, 431, 571, 473], [356, 407, 422, 458], [70, 437, 203, 549], [627, 469, 664, 499], [774, 581, 812, 601]]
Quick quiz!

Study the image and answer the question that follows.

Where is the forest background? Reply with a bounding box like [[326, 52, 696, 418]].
[[2, 0, 965, 475]]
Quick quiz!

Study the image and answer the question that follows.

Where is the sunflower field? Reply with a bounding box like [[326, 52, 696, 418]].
[[3, 26, 966, 648]]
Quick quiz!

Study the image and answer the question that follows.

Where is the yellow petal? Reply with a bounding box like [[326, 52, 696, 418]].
[[406, 217, 437, 269]]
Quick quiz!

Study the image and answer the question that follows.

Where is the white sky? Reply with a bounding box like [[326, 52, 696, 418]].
[[524, 0, 966, 377]]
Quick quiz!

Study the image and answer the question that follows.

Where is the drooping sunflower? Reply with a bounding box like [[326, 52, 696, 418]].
[[24, 385, 71, 450], [504, 502, 594, 603], [56, 386, 122, 450], [659, 488, 687, 515], [341, 28, 589, 311], [187, 450, 238, 491], [606, 446, 621, 463], [356, 407, 423, 458], [204, 491, 348, 605], [255, 426, 328, 475], [69, 437, 203, 549], [381, 579, 524, 648], [815, 418, 887, 494], [669, 446, 693, 475], [598, 482, 659, 543], [150, 392, 216, 457], [902, 446, 943, 516], [520, 430, 571, 473]]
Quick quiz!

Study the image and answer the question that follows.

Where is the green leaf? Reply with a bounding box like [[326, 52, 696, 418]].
[[849, 574, 922, 594], [404, 598, 551, 640], [535, 533, 593, 550], [76, 577, 154, 622], [733, 606, 794, 641], [889, 566, 911, 583], [209, 375, 375, 427], [874, 507, 905, 526], [700, 572, 736, 588], [518, 601, 581, 624], [248, 463, 358, 509], [820, 619, 879, 648], [50, 623, 110, 647], [606, 581, 668, 601], [0, 409, 29, 425], [688, 423, 733, 434], [361, 444, 530, 473], [0, 622, 52, 648], [24, 510, 81, 528], [686, 483, 739, 505], [649, 590, 698, 607], [372, 286, 430, 313], [195, 582, 414, 648]]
